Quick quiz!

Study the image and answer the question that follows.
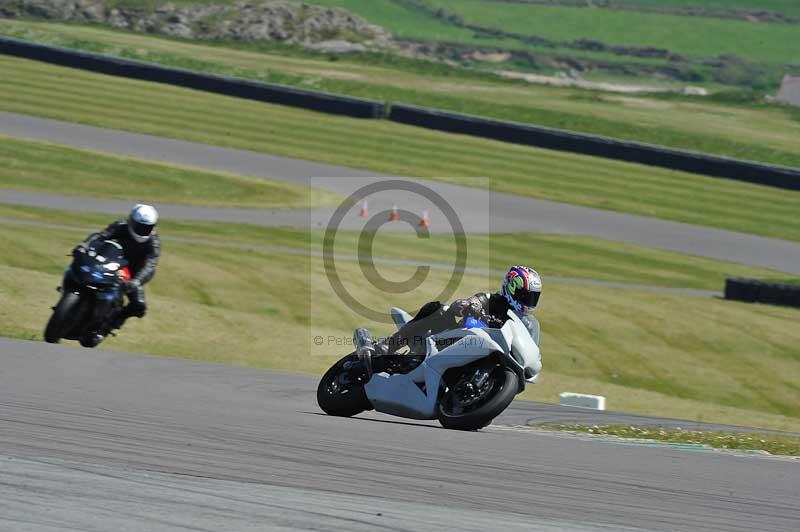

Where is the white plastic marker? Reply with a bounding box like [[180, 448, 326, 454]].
[[559, 392, 606, 410]]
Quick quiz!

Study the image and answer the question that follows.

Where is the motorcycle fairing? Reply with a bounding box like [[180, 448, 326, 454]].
[[505, 310, 542, 384], [390, 307, 414, 328], [56, 239, 129, 342], [364, 364, 443, 420], [364, 328, 505, 420], [425, 328, 505, 375]]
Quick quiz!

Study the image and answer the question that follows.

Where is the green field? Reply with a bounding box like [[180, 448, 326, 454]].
[[6, 0, 799, 101], [0, 135, 338, 208], [303, 0, 798, 91], [111, 0, 799, 67], [115, 0, 800, 17], [423, 0, 800, 64], [2, 55, 799, 242], [603, 0, 800, 18], [2, 20, 799, 171], [2, 199, 792, 291]]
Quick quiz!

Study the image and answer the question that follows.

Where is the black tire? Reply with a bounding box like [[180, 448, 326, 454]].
[[44, 292, 83, 344], [437, 367, 518, 431], [79, 334, 103, 349], [317, 353, 373, 417]]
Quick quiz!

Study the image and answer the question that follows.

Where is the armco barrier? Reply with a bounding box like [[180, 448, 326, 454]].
[[389, 104, 800, 191], [0, 37, 385, 119], [725, 278, 800, 308]]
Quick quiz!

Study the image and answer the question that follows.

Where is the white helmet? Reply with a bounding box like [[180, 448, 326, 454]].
[[128, 204, 158, 243]]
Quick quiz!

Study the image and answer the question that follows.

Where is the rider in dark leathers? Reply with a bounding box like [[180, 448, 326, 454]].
[[79, 205, 160, 338]]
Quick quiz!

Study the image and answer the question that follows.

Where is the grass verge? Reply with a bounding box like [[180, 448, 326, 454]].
[[0, 203, 794, 290], [0, 135, 338, 208], [1, 56, 799, 241], [538, 424, 800, 455]]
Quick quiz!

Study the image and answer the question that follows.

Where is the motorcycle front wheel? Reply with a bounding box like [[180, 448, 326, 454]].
[[437, 365, 518, 431], [44, 292, 83, 344], [317, 353, 373, 417]]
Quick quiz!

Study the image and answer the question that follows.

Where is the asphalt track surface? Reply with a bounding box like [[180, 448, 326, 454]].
[[2, 112, 800, 275], [1, 338, 798, 532]]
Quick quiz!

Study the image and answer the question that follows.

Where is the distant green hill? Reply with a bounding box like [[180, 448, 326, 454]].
[[7, 0, 799, 89], [304, 0, 800, 89]]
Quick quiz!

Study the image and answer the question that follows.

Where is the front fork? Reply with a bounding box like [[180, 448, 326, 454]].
[[61, 269, 123, 335], [88, 288, 124, 335], [60, 268, 80, 296]]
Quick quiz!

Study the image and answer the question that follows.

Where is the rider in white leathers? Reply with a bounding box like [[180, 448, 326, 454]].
[[364, 265, 542, 375]]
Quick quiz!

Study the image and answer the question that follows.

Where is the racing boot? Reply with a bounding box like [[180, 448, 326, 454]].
[[353, 329, 394, 377], [353, 328, 375, 379], [112, 303, 139, 331], [111, 312, 127, 331]]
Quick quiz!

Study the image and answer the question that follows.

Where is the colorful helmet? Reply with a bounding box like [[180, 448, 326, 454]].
[[128, 204, 158, 243], [502, 265, 542, 314]]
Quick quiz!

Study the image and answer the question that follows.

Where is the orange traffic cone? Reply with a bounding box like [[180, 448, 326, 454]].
[[419, 209, 430, 228], [389, 204, 399, 222], [359, 198, 368, 218]]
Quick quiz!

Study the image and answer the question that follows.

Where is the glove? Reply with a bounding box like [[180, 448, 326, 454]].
[[482, 313, 505, 328], [446, 300, 468, 319], [449, 298, 481, 319], [123, 279, 141, 294]]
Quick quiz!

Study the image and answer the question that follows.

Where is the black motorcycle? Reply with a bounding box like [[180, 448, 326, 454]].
[[44, 239, 131, 348]]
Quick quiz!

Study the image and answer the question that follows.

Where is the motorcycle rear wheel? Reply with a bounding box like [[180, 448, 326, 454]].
[[44, 292, 83, 344], [317, 353, 373, 417], [437, 366, 518, 431]]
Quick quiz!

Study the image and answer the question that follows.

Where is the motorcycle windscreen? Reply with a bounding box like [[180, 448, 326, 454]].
[[74, 240, 127, 286]]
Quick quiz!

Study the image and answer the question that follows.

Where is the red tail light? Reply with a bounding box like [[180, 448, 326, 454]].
[[119, 266, 132, 281]]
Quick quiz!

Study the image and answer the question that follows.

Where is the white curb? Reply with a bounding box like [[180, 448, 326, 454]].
[[559, 392, 606, 410]]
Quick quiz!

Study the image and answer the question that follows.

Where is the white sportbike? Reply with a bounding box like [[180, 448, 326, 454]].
[[317, 307, 541, 430]]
